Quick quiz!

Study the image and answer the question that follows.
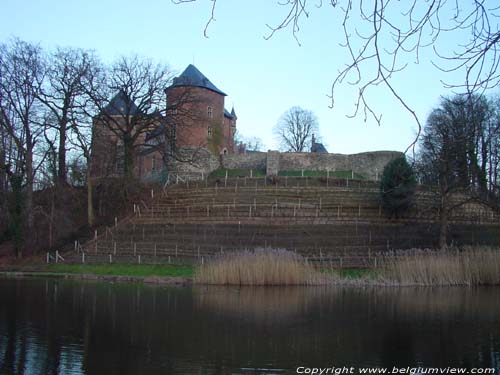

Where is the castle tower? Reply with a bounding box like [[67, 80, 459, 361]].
[[165, 64, 236, 155]]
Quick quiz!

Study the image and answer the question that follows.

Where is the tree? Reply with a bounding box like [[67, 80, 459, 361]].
[[273, 106, 319, 152], [38, 47, 100, 185], [235, 130, 264, 153], [380, 156, 416, 218], [0, 38, 46, 257], [416, 94, 500, 247], [89, 55, 174, 178], [176, 1, 500, 148]]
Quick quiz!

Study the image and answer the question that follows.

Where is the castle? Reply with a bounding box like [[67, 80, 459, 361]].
[[90, 64, 237, 180], [90, 64, 401, 182]]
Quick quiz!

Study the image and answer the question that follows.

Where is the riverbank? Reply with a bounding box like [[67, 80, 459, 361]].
[[0, 264, 194, 286], [1, 247, 499, 287]]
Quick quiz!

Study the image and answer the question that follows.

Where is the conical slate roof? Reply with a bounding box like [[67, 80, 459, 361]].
[[102, 90, 140, 116], [167, 64, 227, 96]]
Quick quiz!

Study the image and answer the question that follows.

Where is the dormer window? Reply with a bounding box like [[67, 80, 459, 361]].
[[207, 106, 213, 118]]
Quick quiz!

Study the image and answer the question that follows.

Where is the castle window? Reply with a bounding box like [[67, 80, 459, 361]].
[[151, 155, 156, 171], [207, 106, 213, 118], [208, 126, 212, 137]]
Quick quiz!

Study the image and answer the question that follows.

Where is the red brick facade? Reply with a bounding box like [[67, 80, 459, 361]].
[[90, 65, 237, 180]]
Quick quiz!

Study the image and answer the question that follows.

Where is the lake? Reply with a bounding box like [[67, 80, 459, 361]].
[[0, 278, 499, 375]]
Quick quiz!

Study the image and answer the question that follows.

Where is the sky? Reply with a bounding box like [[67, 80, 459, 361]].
[[0, 0, 480, 154]]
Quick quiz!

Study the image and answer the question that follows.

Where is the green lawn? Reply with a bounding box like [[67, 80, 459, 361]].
[[209, 168, 266, 178], [46, 264, 194, 278], [278, 170, 366, 179]]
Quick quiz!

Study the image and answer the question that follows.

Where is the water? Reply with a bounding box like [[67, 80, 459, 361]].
[[0, 278, 499, 375]]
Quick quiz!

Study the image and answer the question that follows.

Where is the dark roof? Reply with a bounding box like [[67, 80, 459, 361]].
[[231, 106, 237, 118], [166, 64, 227, 96], [311, 142, 328, 153], [224, 108, 235, 119], [101, 90, 140, 116]]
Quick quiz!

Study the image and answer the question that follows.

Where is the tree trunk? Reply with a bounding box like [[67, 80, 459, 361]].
[[23, 144, 35, 258], [123, 135, 135, 178], [58, 115, 67, 185], [86, 162, 95, 227], [439, 194, 448, 249]]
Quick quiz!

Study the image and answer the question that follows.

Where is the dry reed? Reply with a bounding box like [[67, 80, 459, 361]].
[[195, 248, 325, 285], [381, 247, 500, 286]]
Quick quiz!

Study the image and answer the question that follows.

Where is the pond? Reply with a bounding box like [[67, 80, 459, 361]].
[[0, 278, 499, 374]]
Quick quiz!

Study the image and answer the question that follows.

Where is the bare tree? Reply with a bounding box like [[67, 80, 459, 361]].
[[0, 38, 46, 257], [38, 47, 100, 186], [274, 106, 319, 152], [89, 55, 174, 178], [417, 94, 500, 247], [175, 1, 500, 151]]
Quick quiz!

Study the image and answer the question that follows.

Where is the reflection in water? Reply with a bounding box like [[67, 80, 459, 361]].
[[0, 279, 499, 375]]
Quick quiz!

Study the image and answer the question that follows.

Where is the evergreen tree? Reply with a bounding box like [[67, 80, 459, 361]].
[[380, 156, 416, 218]]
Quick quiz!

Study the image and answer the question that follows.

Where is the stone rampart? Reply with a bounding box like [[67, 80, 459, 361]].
[[168, 149, 403, 181], [277, 151, 403, 180], [221, 152, 267, 171]]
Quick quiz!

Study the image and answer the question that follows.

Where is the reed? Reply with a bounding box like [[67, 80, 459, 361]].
[[195, 248, 325, 285], [380, 247, 500, 286]]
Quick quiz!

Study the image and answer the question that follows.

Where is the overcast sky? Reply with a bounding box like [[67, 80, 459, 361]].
[[0, 0, 480, 154]]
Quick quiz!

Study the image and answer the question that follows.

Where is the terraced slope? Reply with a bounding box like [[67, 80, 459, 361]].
[[70, 177, 500, 266]]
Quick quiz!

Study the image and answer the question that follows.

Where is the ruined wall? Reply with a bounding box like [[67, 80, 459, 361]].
[[167, 149, 403, 181], [222, 152, 267, 171], [278, 151, 403, 180]]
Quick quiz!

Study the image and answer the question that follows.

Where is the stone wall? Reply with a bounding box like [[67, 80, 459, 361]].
[[221, 152, 267, 171], [167, 148, 403, 181], [277, 151, 403, 180]]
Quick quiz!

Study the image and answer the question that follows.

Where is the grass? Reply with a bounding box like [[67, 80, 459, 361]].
[[326, 268, 374, 279], [209, 168, 266, 178], [277, 170, 366, 179], [195, 248, 326, 285], [380, 247, 500, 286], [46, 264, 194, 278]]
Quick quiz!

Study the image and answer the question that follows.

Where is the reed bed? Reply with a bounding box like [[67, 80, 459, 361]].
[[381, 247, 500, 286], [195, 248, 326, 285]]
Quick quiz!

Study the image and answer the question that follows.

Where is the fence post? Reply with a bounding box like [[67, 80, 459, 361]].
[[82, 252, 85, 264], [109, 254, 112, 263], [113, 241, 116, 255], [55, 250, 59, 263], [138, 255, 141, 264], [115, 217, 117, 227], [46, 252, 50, 264]]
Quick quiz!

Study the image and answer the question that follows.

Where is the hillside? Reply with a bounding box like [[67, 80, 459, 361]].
[[63, 176, 500, 267]]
